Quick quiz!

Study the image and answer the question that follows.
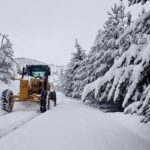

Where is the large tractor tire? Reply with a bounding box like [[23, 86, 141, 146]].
[[40, 90, 49, 113], [49, 91, 57, 106], [1, 89, 14, 112]]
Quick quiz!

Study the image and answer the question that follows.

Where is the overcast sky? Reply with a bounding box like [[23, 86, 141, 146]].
[[0, 0, 149, 65]]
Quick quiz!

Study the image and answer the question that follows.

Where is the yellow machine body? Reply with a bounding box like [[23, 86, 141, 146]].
[[20, 80, 29, 100], [1, 65, 52, 113], [11, 78, 49, 103]]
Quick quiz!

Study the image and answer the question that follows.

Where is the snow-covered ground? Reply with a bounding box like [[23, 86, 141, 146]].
[[0, 80, 41, 138], [0, 91, 150, 150]]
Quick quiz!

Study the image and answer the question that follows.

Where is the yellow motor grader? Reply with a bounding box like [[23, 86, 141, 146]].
[[1, 65, 56, 113]]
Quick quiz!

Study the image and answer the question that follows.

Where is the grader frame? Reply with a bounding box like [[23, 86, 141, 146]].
[[1, 65, 52, 113]]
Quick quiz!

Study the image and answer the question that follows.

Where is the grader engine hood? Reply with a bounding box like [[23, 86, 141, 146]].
[[20, 65, 51, 95], [29, 78, 44, 94], [19, 78, 44, 100]]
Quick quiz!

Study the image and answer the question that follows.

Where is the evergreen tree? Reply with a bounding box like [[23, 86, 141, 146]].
[[82, 1, 150, 122], [95, 0, 129, 75], [62, 39, 86, 97], [0, 34, 14, 83], [84, 0, 129, 86], [71, 0, 130, 99], [138, 8, 146, 17], [84, 29, 104, 83], [128, 0, 149, 5], [72, 57, 87, 98], [127, 12, 132, 26]]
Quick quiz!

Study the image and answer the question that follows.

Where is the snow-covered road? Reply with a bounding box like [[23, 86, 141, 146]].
[[0, 93, 150, 150], [0, 110, 39, 138]]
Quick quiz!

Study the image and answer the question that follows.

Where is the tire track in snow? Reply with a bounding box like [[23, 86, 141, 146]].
[[0, 111, 40, 139], [0, 99, 61, 139], [0, 112, 9, 116], [0, 110, 15, 116], [0, 92, 64, 139]]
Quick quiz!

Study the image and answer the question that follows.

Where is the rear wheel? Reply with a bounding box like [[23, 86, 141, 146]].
[[1, 89, 14, 112], [40, 90, 49, 113], [49, 91, 57, 106]]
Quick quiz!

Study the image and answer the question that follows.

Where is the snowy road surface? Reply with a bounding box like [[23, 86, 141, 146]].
[[0, 93, 150, 150]]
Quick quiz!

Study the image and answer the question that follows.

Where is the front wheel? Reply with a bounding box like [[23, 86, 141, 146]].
[[40, 90, 49, 113], [1, 89, 14, 112]]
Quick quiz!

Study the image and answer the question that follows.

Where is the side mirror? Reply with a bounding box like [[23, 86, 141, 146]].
[[11, 76, 15, 80], [48, 71, 51, 76], [22, 67, 27, 79], [11, 76, 21, 81], [48, 70, 51, 76]]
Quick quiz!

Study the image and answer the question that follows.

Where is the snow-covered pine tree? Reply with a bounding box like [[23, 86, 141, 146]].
[[70, 0, 130, 100], [71, 29, 106, 99], [62, 39, 86, 97], [79, 1, 129, 102], [92, 0, 129, 77], [138, 8, 146, 17], [0, 34, 14, 83], [71, 56, 87, 98], [55, 66, 66, 92], [84, 29, 104, 84], [127, 12, 132, 26], [128, 0, 149, 5], [82, 1, 150, 122]]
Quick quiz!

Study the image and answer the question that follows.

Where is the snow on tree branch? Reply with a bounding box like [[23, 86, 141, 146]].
[[0, 34, 14, 83], [128, 0, 150, 5], [118, 10, 150, 42]]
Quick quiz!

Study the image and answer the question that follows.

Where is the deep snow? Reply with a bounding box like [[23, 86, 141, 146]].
[[0, 92, 150, 150]]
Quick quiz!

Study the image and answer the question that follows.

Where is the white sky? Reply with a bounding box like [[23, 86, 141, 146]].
[[0, 0, 149, 65]]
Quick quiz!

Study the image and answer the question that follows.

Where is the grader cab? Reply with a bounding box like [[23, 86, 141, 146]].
[[1, 65, 56, 113]]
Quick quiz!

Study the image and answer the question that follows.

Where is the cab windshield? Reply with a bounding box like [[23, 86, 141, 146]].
[[31, 71, 45, 78], [30, 67, 47, 78]]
